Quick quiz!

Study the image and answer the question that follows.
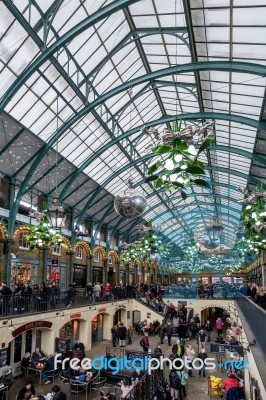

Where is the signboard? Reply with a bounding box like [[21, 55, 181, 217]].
[[55, 337, 70, 356], [12, 321, 52, 337], [210, 343, 244, 357], [70, 313, 81, 320], [0, 349, 8, 367]]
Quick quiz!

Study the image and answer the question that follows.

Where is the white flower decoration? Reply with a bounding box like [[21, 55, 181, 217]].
[[174, 154, 183, 163], [187, 145, 197, 155], [165, 159, 175, 170]]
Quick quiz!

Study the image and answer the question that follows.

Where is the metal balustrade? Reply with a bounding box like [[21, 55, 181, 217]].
[[0, 289, 135, 318], [235, 293, 266, 358]]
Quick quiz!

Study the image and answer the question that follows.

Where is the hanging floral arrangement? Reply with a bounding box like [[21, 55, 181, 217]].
[[144, 120, 215, 199], [26, 215, 67, 251], [241, 185, 266, 252]]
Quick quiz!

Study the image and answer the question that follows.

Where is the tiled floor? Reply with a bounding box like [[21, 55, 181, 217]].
[[9, 331, 224, 400]]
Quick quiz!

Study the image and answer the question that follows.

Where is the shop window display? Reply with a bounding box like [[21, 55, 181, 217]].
[[11, 262, 38, 286]]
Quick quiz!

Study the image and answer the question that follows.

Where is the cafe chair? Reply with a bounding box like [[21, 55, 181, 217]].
[[69, 379, 87, 396], [43, 368, 59, 384], [19, 363, 27, 377], [90, 377, 107, 394]]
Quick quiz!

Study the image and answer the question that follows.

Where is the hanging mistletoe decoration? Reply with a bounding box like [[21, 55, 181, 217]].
[[144, 120, 215, 199], [26, 215, 67, 251]]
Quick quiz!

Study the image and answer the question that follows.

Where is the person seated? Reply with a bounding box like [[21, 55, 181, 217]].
[[131, 369, 143, 380], [17, 380, 35, 400], [101, 391, 116, 400], [229, 336, 239, 346], [32, 347, 46, 365], [72, 339, 85, 353], [66, 365, 79, 380], [41, 354, 55, 385], [50, 385, 66, 400], [20, 353, 32, 372], [222, 373, 239, 400], [120, 378, 135, 399], [78, 371, 93, 383]]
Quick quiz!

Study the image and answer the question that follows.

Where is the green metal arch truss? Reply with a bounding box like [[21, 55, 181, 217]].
[[7, 63, 266, 233], [74, 151, 261, 231]]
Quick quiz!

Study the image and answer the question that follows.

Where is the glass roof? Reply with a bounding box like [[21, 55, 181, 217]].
[[1, 0, 266, 252]]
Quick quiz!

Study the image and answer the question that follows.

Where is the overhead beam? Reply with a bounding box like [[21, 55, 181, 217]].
[[0, 0, 142, 111]]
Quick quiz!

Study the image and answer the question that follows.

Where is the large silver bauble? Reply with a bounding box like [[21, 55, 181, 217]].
[[114, 187, 147, 219]]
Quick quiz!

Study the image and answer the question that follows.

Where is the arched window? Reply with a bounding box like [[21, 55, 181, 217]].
[[93, 251, 100, 262], [75, 246, 83, 259]]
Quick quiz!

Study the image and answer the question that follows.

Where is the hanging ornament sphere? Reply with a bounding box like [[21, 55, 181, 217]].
[[114, 181, 147, 219]]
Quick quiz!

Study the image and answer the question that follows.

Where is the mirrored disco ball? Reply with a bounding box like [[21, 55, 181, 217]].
[[114, 187, 147, 219]]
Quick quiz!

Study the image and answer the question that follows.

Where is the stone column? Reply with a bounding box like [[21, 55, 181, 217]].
[[134, 262, 138, 285], [67, 250, 75, 284], [86, 254, 92, 284], [5, 238, 14, 286], [125, 263, 130, 285]]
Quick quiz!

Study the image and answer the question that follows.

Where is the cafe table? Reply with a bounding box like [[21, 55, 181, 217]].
[[27, 365, 44, 386]]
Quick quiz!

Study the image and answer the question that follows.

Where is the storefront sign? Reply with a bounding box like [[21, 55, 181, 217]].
[[70, 313, 81, 320], [98, 308, 106, 313], [12, 321, 52, 337]]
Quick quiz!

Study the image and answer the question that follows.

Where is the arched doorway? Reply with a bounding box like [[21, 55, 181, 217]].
[[92, 313, 104, 342], [8, 323, 53, 375], [113, 308, 127, 325], [59, 319, 81, 348]]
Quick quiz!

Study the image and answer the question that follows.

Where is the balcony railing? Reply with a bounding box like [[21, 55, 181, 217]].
[[0, 288, 136, 318], [235, 293, 266, 357]]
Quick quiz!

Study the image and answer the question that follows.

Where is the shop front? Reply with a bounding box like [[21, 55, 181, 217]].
[[120, 270, 126, 285], [91, 313, 104, 342], [107, 267, 115, 287], [11, 257, 39, 287], [46, 260, 66, 291], [92, 267, 103, 283], [73, 265, 87, 288], [59, 319, 80, 348], [7, 320, 52, 375]]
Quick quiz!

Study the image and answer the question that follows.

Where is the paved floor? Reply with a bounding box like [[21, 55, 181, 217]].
[[8, 329, 225, 400]]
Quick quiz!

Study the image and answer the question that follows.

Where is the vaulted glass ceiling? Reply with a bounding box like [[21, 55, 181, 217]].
[[1, 0, 266, 252]]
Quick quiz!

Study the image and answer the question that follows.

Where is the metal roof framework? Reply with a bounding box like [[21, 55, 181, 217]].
[[1, 0, 266, 254]]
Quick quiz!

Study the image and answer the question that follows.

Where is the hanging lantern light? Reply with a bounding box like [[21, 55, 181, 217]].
[[205, 216, 224, 247], [45, 198, 66, 231], [114, 180, 147, 219]]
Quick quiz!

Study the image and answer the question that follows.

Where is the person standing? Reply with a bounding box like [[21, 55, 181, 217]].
[[186, 344, 195, 377], [86, 282, 93, 302], [118, 323, 127, 347], [127, 326, 132, 345], [111, 324, 118, 347], [154, 343, 162, 358], [197, 348, 208, 378], [172, 339, 185, 359], [198, 329, 207, 349], [140, 332, 149, 352], [177, 322, 187, 346], [169, 369, 183, 400], [216, 317, 224, 336], [166, 322, 173, 346], [159, 324, 165, 345], [93, 282, 101, 302], [204, 320, 213, 342]]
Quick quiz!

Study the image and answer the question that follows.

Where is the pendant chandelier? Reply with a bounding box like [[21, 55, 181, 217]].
[[114, 179, 147, 219], [45, 198, 66, 231], [205, 216, 224, 246]]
